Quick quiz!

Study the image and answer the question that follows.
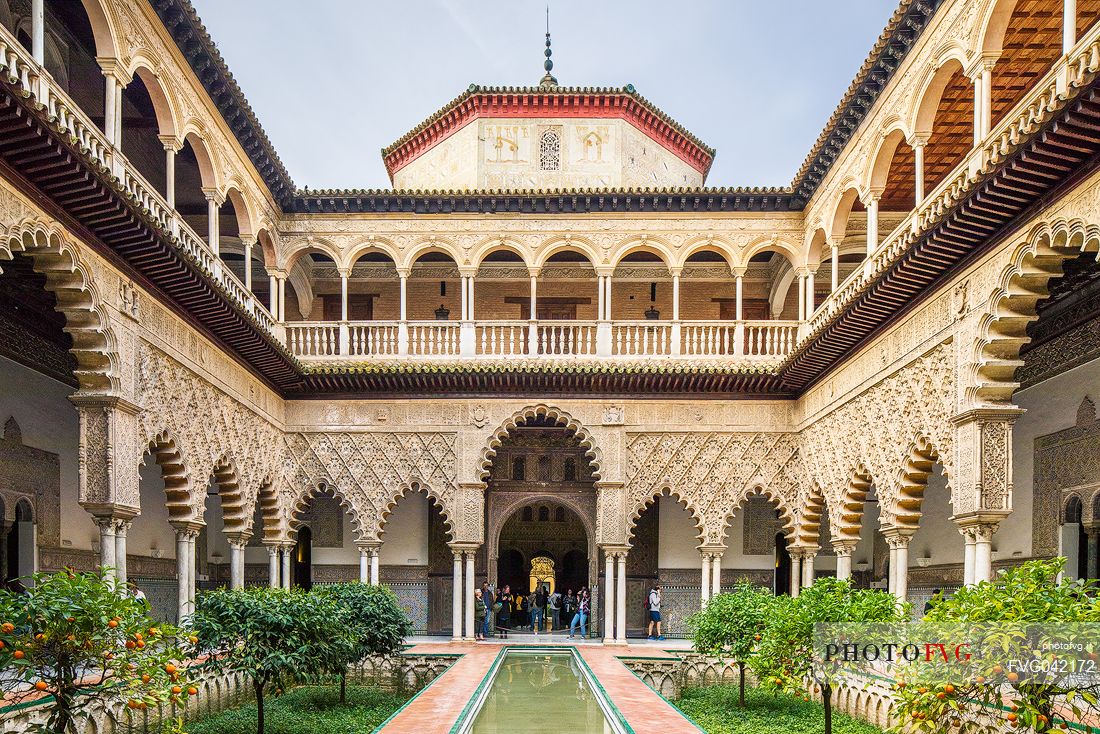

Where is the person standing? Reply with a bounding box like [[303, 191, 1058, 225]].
[[563, 588, 576, 624], [532, 584, 547, 633], [548, 587, 562, 631], [497, 584, 513, 639], [646, 584, 664, 641], [474, 588, 487, 641], [569, 588, 589, 639]]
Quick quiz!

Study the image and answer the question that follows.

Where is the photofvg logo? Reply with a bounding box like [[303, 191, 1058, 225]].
[[812, 622, 1100, 688]]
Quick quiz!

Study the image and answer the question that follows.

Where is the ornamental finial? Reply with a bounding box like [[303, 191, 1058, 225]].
[[540, 5, 558, 88]]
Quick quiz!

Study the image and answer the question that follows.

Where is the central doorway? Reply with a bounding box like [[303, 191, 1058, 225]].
[[496, 502, 589, 595]]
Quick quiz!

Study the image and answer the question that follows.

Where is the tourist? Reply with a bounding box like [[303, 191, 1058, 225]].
[[548, 587, 562, 630], [569, 588, 589, 639], [473, 588, 487, 641], [531, 584, 548, 633], [924, 588, 943, 616], [517, 592, 528, 628], [563, 588, 576, 622], [646, 584, 664, 641], [497, 584, 513, 638], [129, 581, 148, 608], [481, 582, 496, 636]]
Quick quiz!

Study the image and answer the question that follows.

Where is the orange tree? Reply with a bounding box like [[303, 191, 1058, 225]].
[[890, 559, 1100, 733], [0, 569, 196, 734], [750, 577, 904, 734], [190, 587, 357, 734], [313, 583, 411, 704], [687, 582, 774, 707]]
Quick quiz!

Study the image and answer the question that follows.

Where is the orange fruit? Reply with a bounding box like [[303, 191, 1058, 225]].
[[1, 622, 14, 633], [66, 617, 75, 623], [171, 686, 182, 695], [13, 650, 25, 659], [165, 663, 176, 674], [992, 665, 1003, 674], [34, 681, 47, 691], [141, 674, 151, 684], [0, 640, 5, 649], [1007, 713, 1018, 723], [136, 640, 145, 648], [944, 685, 954, 694], [108, 620, 118, 628], [125, 640, 136, 649], [188, 636, 198, 645], [937, 692, 945, 699], [1007, 672, 1019, 682], [975, 676, 985, 684], [187, 687, 198, 696]]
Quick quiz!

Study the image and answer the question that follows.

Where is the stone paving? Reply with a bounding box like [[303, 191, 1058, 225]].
[[378, 636, 701, 733]]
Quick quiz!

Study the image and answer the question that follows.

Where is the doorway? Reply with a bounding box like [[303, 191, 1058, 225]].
[[293, 526, 312, 590]]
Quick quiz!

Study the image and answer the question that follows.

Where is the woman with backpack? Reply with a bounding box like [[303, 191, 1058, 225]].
[[497, 584, 513, 638], [568, 588, 589, 639]]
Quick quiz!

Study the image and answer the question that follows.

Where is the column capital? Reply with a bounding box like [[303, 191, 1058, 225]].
[[69, 393, 142, 415], [907, 132, 931, 149], [528, 266, 542, 278], [96, 57, 132, 85], [201, 187, 225, 206], [265, 544, 280, 557], [952, 512, 1006, 539], [668, 266, 683, 278], [965, 53, 1000, 80], [731, 266, 748, 278], [601, 544, 631, 557], [267, 268, 289, 280], [225, 531, 252, 548], [595, 266, 615, 278], [396, 267, 411, 279], [831, 540, 857, 557], [950, 406, 1025, 426], [457, 265, 478, 278], [170, 521, 204, 539], [860, 187, 884, 206], [698, 544, 727, 555], [158, 134, 183, 153]]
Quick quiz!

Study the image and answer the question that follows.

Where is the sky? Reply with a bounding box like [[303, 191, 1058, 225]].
[[189, 0, 900, 190]]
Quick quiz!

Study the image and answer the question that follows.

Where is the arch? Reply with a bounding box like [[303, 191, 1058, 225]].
[[340, 237, 400, 271], [248, 480, 284, 544], [627, 487, 705, 543], [210, 455, 250, 536], [736, 236, 804, 271], [0, 219, 119, 393], [828, 187, 862, 244], [1062, 493, 1084, 524], [532, 238, 601, 269], [479, 405, 603, 483], [71, 0, 118, 59], [398, 239, 462, 271], [289, 480, 369, 545], [675, 237, 737, 270], [142, 429, 194, 522], [719, 485, 796, 544], [805, 228, 829, 270], [13, 497, 33, 522], [891, 435, 944, 532], [866, 127, 910, 193], [795, 483, 827, 548], [610, 238, 676, 270], [976, 0, 1020, 57], [911, 56, 967, 138], [470, 237, 533, 271], [255, 228, 278, 267], [489, 492, 595, 562], [222, 185, 255, 241], [180, 131, 218, 190], [378, 480, 455, 543], [279, 239, 341, 274], [126, 62, 178, 138], [832, 466, 874, 544], [969, 219, 1100, 405]]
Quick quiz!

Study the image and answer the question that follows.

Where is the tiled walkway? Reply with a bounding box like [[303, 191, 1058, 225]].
[[378, 638, 701, 733]]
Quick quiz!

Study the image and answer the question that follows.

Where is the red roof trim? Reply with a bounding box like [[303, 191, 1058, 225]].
[[383, 93, 715, 181]]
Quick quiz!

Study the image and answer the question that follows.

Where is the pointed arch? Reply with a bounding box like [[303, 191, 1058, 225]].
[[1, 219, 119, 393], [833, 466, 874, 545], [479, 405, 603, 483], [211, 455, 249, 535], [143, 429, 193, 522], [969, 219, 1100, 405], [378, 479, 455, 543], [627, 486, 705, 543], [719, 485, 796, 544], [289, 480, 369, 545], [891, 434, 943, 532]]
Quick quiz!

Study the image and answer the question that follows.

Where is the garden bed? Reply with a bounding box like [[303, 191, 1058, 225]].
[[676, 685, 883, 734], [184, 685, 408, 734]]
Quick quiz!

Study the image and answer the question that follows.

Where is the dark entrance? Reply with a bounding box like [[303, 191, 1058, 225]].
[[774, 531, 792, 596], [293, 526, 312, 590]]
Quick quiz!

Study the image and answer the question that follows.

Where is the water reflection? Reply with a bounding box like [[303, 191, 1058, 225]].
[[471, 652, 614, 733]]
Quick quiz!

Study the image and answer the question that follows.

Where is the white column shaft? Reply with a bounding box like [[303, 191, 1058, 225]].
[[243, 244, 253, 292], [974, 533, 993, 584], [888, 545, 898, 596], [452, 552, 463, 641], [529, 276, 537, 319], [835, 551, 852, 581], [399, 276, 408, 320], [914, 143, 926, 205], [464, 551, 475, 639], [802, 553, 815, 589], [103, 75, 117, 144], [268, 548, 279, 588], [672, 275, 680, 321], [604, 275, 613, 320], [207, 197, 219, 256], [710, 553, 722, 597], [894, 543, 909, 602], [830, 246, 839, 292], [99, 523, 117, 578], [1065, 0, 1078, 53], [789, 554, 801, 597], [280, 548, 291, 589], [797, 274, 806, 320], [963, 533, 976, 586], [359, 549, 370, 583], [269, 275, 277, 314], [735, 275, 744, 320], [866, 197, 879, 255], [114, 525, 128, 585], [604, 552, 615, 641], [229, 544, 244, 589], [187, 535, 197, 613], [176, 533, 190, 620], [340, 275, 349, 321], [700, 554, 711, 604], [31, 0, 44, 64], [278, 277, 286, 321], [805, 271, 815, 316], [467, 275, 475, 320], [165, 147, 176, 209], [460, 276, 469, 320], [370, 551, 380, 585], [615, 554, 627, 643]]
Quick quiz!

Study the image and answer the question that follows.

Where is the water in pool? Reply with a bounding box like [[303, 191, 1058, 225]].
[[470, 651, 615, 733]]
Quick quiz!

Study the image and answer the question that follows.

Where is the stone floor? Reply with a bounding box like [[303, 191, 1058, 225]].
[[379, 636, 701, 733]]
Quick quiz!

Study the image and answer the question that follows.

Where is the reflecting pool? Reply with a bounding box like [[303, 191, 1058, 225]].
[[466, 649, 623, 733]]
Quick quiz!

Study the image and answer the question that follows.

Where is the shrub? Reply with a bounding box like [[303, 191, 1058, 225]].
[[750, 578, 904, 734], [891, 558, 1100, 733], [677, 685, 883, 734], [0, 568, 195, 734], [687, 582, 774, 707], [312, 583, 411, 703], [190, 587, 356, 734]]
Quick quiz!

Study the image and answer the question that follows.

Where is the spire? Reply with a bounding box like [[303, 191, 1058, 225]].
[[539, 5, 558, 88]]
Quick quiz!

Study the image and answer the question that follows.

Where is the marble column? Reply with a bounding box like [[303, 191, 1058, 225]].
[[961, 528, 976, 586], [370, 549, 380, 586], [358, 546, 370, 583], [700, 553, 712, 604], [885, 533, 910, 603], [267, 546, 279, 588], [604, 551, 615, 642], [188, 532, 198, 613], [229, 539, 246, 590], [174, 528, 191, 621], [801, 552, 816, 590], [710, 552, 722, 598], [615, 552, 627, 644], [972, 525, 995, 584], [451, 549, 463, 641], [280, 546, 291, 589], [96, 518, 117, 580], [464, 550, 476, 640], [114, 519, 131, 586], [833, 543, 854, 581], [789, 552, 802, 597]]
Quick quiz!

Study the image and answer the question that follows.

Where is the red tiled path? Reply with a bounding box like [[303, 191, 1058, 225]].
[[379, 641, 700, 733]]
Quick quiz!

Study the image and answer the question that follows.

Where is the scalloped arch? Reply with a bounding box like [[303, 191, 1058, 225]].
[[1, 220, 120, 394], [890, 434, 944, 532], [142, 429, 194, 522], [378, 479, 456, 543], [627, 487, 705, 542], [719, 485, 796, 542], [478, 405, 603, 483], [969, 219, 1100, 406], [289, 480, 369, 544]]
